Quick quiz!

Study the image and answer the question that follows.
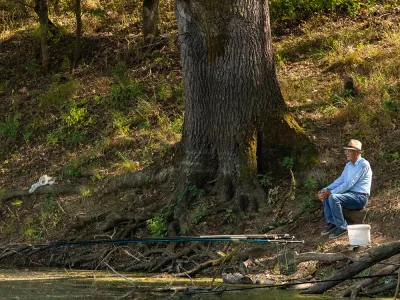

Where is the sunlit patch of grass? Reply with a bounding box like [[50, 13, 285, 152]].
[[80, 188, 92, 198]]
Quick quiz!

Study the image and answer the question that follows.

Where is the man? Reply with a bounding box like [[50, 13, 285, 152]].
[[318, 139, 372, 239]]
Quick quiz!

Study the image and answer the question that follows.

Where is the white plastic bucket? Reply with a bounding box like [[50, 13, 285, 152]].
[[347, 224, 371, 245]]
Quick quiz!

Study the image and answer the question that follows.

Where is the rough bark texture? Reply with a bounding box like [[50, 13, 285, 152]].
[[142, 0, 160, 40], [174, 0, 296, 214], [73, 0, 82, 68], [39, 0, 49, 69]]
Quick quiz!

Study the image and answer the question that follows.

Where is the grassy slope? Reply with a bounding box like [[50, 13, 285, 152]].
[[0, 3, 400, 254]]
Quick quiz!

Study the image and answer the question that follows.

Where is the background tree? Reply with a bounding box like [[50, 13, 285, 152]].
[[142, 0, 160, 41], [173, 0, 312, 218], [38, 0, 49, 70], [73, 0, 82, 69]]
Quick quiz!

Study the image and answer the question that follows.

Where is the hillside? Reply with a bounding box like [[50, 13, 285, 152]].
[[1, 0, 400, 288]]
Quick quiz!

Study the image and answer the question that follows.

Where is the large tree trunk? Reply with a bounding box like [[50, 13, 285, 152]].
[[73, 0, 82, 69], [142, 0, 160, 41], [38, 0, 49, 70], [174, 0, 291, 214]]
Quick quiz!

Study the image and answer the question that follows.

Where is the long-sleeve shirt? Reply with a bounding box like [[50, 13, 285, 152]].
[[324, 157, 372, 195]]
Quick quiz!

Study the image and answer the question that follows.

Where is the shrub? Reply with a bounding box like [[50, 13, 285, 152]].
[[269, 0, 376, 22]]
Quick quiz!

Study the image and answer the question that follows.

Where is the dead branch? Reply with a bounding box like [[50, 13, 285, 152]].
[[394, 271, 400, 300], [289, 250, 361, 265], [103, 262, 137, 287], [340, 255, 400, 298], [303, 240, 400, 294], [364, 281, 397, 296], [175, 255, 232, 278], [150, 244, 197, 272]]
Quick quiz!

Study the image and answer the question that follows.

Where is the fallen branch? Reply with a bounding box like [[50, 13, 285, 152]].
[[103, 262, 137, 287], [340, 255, 400, 298], [303, 241, 400, 294], [289, 250, 361, 265], [364, 281, 397, 296]]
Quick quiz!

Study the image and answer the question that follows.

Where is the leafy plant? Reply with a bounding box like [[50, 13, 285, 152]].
[[146, 216, 167, 237], [257, 172, 274, 187], [190, 204, 208, 224], [225, 208, 234, 223], [282, 157, 294, 169], [304, 177, 318, 190], [0, 112, 20, 143]]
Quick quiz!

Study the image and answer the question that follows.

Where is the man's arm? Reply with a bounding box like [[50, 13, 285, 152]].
[[330, 163, 369, 195]]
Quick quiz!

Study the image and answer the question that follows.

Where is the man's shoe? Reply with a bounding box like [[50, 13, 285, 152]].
[[329, 227, 348, 239], [321, 223, 336, 236]]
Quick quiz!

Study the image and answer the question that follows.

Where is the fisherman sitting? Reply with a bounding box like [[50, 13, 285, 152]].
[[318, 139, 372, 239]]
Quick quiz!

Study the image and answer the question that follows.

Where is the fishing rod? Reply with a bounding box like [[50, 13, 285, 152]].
[[4, 234, 304, 249]]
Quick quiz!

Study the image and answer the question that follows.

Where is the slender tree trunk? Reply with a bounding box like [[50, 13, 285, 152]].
[[73, 0, 82, 69], [174, 0, 290, 215], [35, 0, 58, 35], [38, 0, 49, 70], [142, 0, 160, 41]]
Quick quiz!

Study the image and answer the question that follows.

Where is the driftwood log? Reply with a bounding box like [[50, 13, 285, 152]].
[[303, 241, 400, 294]]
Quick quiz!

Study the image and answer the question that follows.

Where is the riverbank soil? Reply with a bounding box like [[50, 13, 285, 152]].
[[1, 1, 400, 296]]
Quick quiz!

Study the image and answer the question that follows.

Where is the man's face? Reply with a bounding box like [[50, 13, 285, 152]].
[[344, 149, 359, 162]]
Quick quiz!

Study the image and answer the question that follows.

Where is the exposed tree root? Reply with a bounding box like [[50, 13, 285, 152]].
[[0, 185, 87, 203]]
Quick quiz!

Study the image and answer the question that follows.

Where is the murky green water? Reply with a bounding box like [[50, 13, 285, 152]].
[[0, 268, 393, 299]]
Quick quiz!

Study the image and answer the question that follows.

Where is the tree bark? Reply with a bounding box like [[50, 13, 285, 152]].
[[73, 0, 82, 69], [34, 0, 58, 35], [174, 0, 298, 215], [38, 0, 49, 70], [303, 241, 400, 294], [142, 0, 160, 41]]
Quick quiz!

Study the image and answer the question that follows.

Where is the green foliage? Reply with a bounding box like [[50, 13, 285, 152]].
[[380, 151, 400, 161], [112, 111, 133, 135], [269, 0, 376, 22], [24, 59, 40, 75], [168, 115, 184, 134], [298, 194, 317, 214], [62, 103, 92, 129], [0, 112, 20, 143], [297, 177, 319, 214], [304, 177, 318, 190], [146, 216, 167, 237], [224, 208, 234, 224], [257, 172, 274, 187], [39, 80, 80, 109], [39, 197, 61, 230], [282, 157, 295, 169], [156, 81, 173, 101], [190, 204, 208, 224]]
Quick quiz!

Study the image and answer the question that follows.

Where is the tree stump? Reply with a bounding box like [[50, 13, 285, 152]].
[[343, 208, 367, 224]]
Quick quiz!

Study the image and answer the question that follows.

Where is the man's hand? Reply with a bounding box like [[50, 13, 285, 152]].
[[317, 189, 331, 201]]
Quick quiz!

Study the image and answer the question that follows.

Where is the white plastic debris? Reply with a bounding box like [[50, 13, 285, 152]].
[[29, 175, 56, 193]]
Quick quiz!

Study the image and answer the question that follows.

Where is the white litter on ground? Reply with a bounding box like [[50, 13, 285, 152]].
[[29, 175, 56, 193]]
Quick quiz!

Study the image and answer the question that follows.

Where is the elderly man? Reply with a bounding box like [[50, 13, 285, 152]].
[[318, 139, 372, 239]]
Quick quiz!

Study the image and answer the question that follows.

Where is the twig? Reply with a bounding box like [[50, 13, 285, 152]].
[[394, 271, 400, 300], [103, 262, 137, 288]]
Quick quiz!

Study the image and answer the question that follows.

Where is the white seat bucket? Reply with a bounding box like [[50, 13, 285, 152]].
[[347, 224, 371, 246]]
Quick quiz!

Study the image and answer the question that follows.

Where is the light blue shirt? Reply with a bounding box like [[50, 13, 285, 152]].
[[325, 157, 372, 195]]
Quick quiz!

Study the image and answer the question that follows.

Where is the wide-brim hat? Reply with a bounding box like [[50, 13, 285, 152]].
[[343, 139, 362, 151]]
